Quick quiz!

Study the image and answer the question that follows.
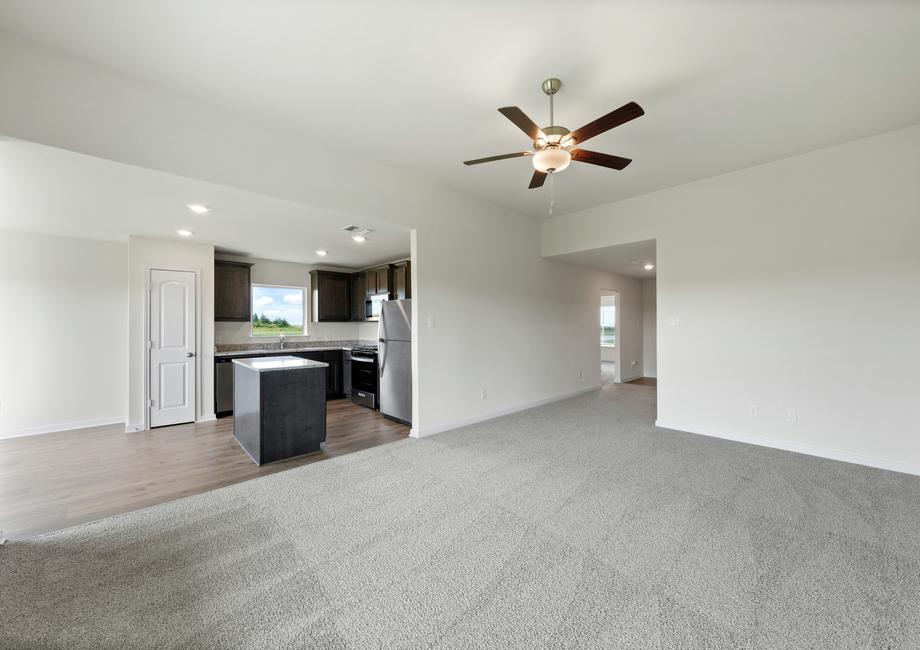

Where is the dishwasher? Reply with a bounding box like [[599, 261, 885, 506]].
[[215, 357, 236, 416]]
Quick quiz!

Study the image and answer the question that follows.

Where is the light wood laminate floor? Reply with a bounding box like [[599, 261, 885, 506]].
[[625, 376, 657, 387], [0, 399, 409, 541]]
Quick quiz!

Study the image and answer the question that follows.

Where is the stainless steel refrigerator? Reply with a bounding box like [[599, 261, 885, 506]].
[[378, 299, 412, 424]]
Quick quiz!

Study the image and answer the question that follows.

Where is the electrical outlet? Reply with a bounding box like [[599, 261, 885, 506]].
[[427, 316, 436, 329], [786, 410, 797, 423], [481, 388, 487, 399], [631, 360, 637, 367], [749, 404, 759, 417], [668, 317, 680, 327]]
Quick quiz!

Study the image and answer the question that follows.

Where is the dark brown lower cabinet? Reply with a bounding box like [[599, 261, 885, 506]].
[[217, 350, 345, 415], [294, 350, 343, 398]]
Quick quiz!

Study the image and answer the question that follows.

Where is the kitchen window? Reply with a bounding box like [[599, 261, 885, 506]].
[[251, 285, 305, 337], [600, 302, 616, 348]]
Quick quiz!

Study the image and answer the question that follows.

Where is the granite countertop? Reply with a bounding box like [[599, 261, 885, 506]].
[[231, 356, 328, 372], [215, 340, 377, 358], [216, 346, 348, 358]]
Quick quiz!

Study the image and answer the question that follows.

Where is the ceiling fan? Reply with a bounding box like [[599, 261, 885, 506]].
[[463, 78, 644, 189]]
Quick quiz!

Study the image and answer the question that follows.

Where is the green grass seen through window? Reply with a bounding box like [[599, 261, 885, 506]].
[[252, 323, 303, 337]]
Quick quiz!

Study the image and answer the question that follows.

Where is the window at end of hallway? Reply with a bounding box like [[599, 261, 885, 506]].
[[251, 285, 306, 337], [600, 303, 615, 348]]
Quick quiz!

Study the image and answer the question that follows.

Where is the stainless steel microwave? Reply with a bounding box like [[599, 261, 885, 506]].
[[366, 294, 388, 320]]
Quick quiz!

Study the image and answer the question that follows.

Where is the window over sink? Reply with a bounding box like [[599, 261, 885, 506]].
[[251, 285, 305, 337]]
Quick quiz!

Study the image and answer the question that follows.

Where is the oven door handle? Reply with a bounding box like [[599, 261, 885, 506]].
[[351, 357, 375, 363]]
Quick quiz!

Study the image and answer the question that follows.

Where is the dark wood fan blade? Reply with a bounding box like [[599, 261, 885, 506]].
[[528, 170, 547, 189], [498, 107, 545, 141], [567, 102, 644, 145], [570, 149, 632, 170], [463, 151, 532, 166]]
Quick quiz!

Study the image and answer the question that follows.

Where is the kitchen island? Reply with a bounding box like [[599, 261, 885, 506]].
[[232, 355, 328, 465]]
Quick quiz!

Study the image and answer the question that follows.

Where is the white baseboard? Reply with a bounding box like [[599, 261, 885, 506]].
[[655, 419, 920, 477], [197, 414, 217, 423], [0, 416, 124, 440], [413, 385, 600, 439], [619, 374, 643, 383], [125, 423, 145, 433]]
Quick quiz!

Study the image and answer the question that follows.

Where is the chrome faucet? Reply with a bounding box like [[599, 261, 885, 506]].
[[279, 332, 286, 349]]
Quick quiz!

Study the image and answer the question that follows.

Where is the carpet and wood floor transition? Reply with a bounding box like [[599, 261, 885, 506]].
[[2, 383, 920, 648], [0, 399, 409, 541]]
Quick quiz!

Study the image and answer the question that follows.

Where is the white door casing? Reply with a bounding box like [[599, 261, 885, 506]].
[[149, 269, 196, 427]]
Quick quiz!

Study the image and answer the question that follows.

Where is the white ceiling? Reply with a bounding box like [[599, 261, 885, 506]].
[[0, 2, 919, 220], [0, 138, 409, 267], [553, 240, 656, 279]]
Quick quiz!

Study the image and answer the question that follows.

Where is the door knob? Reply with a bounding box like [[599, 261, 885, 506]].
[[186, 352, 195, 357]]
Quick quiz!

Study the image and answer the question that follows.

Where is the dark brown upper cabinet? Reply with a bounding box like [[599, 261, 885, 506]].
[[364, 269, 377, 298], [391, 261, 411, 300], [310, 270, 351, 322], [365, 265, 391, 297], [215, 260, 253, 321], [350, 272, 366, 322], [375, 266, 389, 296]]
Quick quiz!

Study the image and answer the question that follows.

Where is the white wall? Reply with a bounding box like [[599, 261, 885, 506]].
[[543, 124, 920, 474], [642, 279, 657, 378], [0, 35, 637, 437], [0, 231, 127, 437], [128, 236, 214, 430], [611, 278, 644, 381]]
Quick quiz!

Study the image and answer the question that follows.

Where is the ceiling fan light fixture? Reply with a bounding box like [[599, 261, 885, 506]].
[[532, 146, 571, 174]]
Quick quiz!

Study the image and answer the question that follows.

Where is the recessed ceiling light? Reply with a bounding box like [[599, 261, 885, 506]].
[[352, 235, 366, 243], [315, 250, 328, 257], [186, 203, 210, 214], [644, 263, 655, 270], [177, 229, 194, 237]]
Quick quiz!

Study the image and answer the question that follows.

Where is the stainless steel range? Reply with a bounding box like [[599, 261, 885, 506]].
[[350, 346, 378, 409]]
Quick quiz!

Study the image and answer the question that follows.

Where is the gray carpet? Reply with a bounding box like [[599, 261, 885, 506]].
[[2, 384, 920, 649]]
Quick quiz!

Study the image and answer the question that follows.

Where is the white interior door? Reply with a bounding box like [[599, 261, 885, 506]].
[[149, 269, 196, 427]]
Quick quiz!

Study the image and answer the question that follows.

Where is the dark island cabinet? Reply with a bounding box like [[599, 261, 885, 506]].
[[215, 260, 253, 321], [310, 270, 351, 322]]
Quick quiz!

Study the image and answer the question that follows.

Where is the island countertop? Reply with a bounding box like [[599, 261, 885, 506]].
[[232, 355, 328, 372]]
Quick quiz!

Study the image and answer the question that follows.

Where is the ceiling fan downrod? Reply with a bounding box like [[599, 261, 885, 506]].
[[542, 77, 561, 127]]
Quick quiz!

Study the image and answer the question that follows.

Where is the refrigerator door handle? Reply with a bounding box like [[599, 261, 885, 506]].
[[379, 310, 388, 373]]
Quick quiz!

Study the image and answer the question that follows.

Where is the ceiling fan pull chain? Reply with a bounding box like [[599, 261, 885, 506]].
[[549, 174, 555, 217]]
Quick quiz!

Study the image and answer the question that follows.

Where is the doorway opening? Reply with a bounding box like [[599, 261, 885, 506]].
[[600, 290, 619, 385]]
